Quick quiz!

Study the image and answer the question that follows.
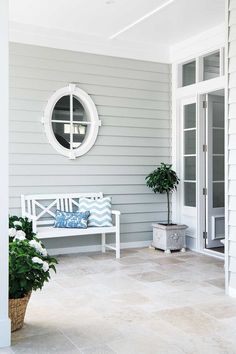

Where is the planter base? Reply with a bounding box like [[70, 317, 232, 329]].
[[162, 247, 186, 254], [9, 292, 31, 332], [152, 223, 188, 253]]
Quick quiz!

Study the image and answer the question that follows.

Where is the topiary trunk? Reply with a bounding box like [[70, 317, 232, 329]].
[[167, 191, 170, 225]]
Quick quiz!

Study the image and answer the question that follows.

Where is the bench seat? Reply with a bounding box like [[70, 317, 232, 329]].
[[21, 192, 121, 258], [37, 226, 117, 239]]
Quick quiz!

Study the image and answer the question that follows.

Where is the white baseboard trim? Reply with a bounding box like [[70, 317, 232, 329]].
[[0, 318, 11, 348], [228, 286, 236, 298], [199, 248, 225, 260], [48, 240, 151, 256]]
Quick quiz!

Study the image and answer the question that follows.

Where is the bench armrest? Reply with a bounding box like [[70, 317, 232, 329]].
[[111, 210, 121, 216], [112, 210, 120, 227]]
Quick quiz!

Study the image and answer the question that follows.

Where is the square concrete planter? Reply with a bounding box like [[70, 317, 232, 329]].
[[152, 223, 188, 253]]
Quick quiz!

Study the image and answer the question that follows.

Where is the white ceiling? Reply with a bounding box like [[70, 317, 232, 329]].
[[9, 0, 225, 62]]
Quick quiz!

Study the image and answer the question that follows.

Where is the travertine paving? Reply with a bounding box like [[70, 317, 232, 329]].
[[4, 248, 236, 354]]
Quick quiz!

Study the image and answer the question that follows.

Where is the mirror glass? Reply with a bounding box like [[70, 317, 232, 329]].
[[52, 95, 89, 150]]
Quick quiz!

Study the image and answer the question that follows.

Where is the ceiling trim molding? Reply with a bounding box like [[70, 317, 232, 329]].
[[170, 23, 225, 63], [9, 21, 170, 63]]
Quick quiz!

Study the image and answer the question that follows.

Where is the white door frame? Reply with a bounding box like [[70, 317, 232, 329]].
[[0, 0, 11, 348], [172, 68, 226, 254]]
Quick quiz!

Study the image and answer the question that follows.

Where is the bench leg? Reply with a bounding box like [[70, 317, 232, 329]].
[[101, 233, 106, 253], [116, 229, 120, 259]]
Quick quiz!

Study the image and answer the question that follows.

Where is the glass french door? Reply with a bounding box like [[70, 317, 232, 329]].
[[205, 93, 225, 248]]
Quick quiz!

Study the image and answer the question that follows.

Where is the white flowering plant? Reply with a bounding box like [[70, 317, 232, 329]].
[[9, 216, 57, 299], [9, 216, 36, 241]]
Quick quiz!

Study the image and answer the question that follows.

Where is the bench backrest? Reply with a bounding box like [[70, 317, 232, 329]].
[[21, 192, 103, 231]]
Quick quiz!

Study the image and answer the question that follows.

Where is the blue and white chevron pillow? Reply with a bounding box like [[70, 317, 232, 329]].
[[79, 197, 113, 227], [54, 210, 90, 228]]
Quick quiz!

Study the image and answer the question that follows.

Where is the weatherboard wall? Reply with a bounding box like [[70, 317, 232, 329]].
[[9, 42, 171, 251]]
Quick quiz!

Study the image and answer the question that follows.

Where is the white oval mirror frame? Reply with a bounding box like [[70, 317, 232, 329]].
[[42, 84, 101, 159]]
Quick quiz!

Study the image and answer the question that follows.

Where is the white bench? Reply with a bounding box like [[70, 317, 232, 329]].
[[21, 192, 121, 258]]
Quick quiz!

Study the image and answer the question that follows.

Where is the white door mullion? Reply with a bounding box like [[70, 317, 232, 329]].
[[197, 56, 203, 83], [220, 47, 225, 77]]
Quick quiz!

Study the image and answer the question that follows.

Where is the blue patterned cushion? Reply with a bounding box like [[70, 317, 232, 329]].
[[79, 197, 112, 227], [54, 210, 90, 228]]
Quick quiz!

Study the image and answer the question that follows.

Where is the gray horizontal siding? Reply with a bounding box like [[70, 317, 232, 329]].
[[228, 0, 236, 292], [10, 65, 169, 91], [10, 55, 169, 83], [9, 42, 171, 251], [9, 43, 169, 74]]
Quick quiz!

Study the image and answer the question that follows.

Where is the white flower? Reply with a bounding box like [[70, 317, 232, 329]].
[[32, 257, 49, 272], [29, 239, 47, 257], [42, 262, 49, 272], [14, 230, 26, 241], [41, 248, 48, 257], [29, 239, 41, 251], [13, 220, 22, 227], [9, 228, 17, 237], [32, 256, 44, 265]]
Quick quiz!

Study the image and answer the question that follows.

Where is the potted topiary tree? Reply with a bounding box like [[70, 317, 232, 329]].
[[145, 163, 187, 253]]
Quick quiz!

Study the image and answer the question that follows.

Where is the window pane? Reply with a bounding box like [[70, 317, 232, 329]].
[[52, 122, 70, 149], [203, 51, 220, 81], [184, 103, 196, 129], [184, 156, 196, 180], [52, 95, 70, 121], [184, 182, 196, 207], [213, 182, 224, 208], [182, 61, 196, 86], [213, 129, 224, 154], [213, 156, 224, 181], [184, 130, 196, 155], [73, 96, 87, 121]]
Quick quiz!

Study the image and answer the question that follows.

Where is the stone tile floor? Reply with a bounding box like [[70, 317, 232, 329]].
[[2, 247, 236, 354]]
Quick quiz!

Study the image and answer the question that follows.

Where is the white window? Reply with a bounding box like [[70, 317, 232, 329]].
[[43, 84, 101, 159], [178, 48, 224, 87]]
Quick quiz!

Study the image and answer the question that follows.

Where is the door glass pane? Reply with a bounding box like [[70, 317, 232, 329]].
[[184, 104, 196, 129], [213, 101, 224, 128], [214, 217, 225, 239], [184, 182, 196, 207], [184, 130, 196, 154], [213, 182, 224, 208], [184, 156, 196, 180], [52, 122, 70, 149], [213, 129, 224, 154], [213, 156, 224, 181], [52, 95, 70, 121], [182, 61, 196, 86], [203, 51, 220, 81]]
